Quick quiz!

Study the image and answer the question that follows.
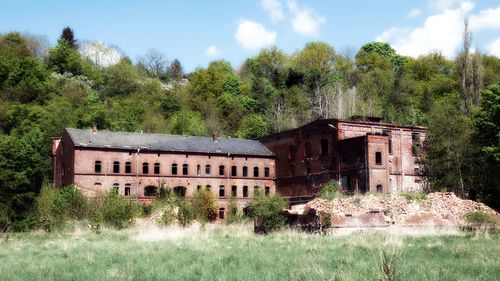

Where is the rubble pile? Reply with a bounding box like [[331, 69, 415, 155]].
[[305, 192, 498, 226]]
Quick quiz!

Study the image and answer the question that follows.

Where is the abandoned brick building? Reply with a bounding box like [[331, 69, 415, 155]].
[[52, 127, 276, 219], [258, 118, 426, 199]]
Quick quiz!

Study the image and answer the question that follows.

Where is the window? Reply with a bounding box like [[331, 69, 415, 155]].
[[219, 165, 225, 176], [125, 162, 131, 173], [231, 166, 237, 177], [113, 183, 119, 193], [218, 208, 225, 219], [154, 163, 160, 174], [265, 186, 270, 196], [289, 144, 297, 160], [254, 186, 260, 197], [231, 186, 237, 197], [143, 162, 149, 174], [306, 162, 311, 174], [321, 139, 329, 155], [206, 185, 211, 190], [197, 165, 201, 176], [172, 163, 178, 175], [219, 185, 225, 197], [264, 167, 270, 177], [243, 186, 248, 198], [205, 165, 211, 175], [253, 167, 259, 177], [125, 184, 131, 196], [113, 161, 120, 173], [183, 164, 188, 175], [197, 185, 201, 191], [145, 185, 158, 196], [305, 141, 312, 157], [412, 133, 421, 156], [375, 152, 382, 165], [383, 130, 392, 154], [290, 164, 296, 177], [376, 184, 383, 193], [95, 161, 102, 173], [173, 186, 186, 197], [242, 166, 248, 177]]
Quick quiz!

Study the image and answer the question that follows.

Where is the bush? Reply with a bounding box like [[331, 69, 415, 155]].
[[55, 185, 88, 220], [176, 199, 194, 227], [463, 211, 497, 226], [157, 205, 177, 226], [100, 189, 137, 229], [192, 189, 217, 222], [247, 194, 286, 233], [400, 192, 427, 201], [319, 181, 345, 200], [227, 196, 244, 224], [35, 185, 65, 232]]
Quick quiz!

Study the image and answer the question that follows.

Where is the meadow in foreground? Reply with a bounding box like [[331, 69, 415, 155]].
[[0, 224, 498, 281]]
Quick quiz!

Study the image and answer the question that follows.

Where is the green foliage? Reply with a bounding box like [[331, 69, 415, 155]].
[[100, 189, 137, 229], [46, 39, 84, 75], [55, 185, 88, 220], [236, 114, 271, 139], [400, 192, 427, 201], [191, 189, 217, 222], [176, 198, 195, 227], [463, 211, 497, 226], [247, 194, 286, 233], [319, 181, 344, 200], [168, 109, 206, 135], [35, 185, 65, 232], [226, 196, 244, 224]]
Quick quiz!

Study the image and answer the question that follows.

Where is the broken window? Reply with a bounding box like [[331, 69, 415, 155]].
[[375, 152, 382, 165], [253, 167, 259, 177], [206, 185, 211, 191], [219, 185, 225, 197], [376, 184, 383, 193], [383, 130, 392, 154], [95, 161, 102, 173], [218, 208, 225, 219], [231, 166, 237, 177], [205, 164, 211, 175], [219, 165, 225, 176], [125, 162, 131, 173], [183, 164, 188, 175], [264, 167, 270, 177], [113, 161, 120, 173], [197, 165, 201, 176], [173, 186, 186, 197], [254, 186, 260, 197], [320, 139, 329, 155], [145, 185, 158, 196], [125, 183, 131, 196], [171, 163, 177, 175], [231, 185, 237, 197], [265, 186, 270, 196], [143, 162, 149, 174], [243, 186, 248, 198], [197, 185, 201, 191], [154, 163, 160, 174], [113, 183, 119, 193], [342, 175, 350, 190], [242, 166, 248, 177], [412, 133, 421, 156]]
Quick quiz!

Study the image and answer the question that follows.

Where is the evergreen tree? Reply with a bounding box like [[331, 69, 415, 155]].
[[59, 26, 78, 50]]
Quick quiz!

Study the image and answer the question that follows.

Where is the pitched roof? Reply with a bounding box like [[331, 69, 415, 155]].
[[65, 128, 274, 157]]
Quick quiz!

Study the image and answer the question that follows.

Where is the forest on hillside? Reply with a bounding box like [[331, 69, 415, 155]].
[[0, 26, 499, 230]]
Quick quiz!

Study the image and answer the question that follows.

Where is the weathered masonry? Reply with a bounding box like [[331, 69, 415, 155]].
[[258, 118, 426, 199], [52, 127, 276, 219]]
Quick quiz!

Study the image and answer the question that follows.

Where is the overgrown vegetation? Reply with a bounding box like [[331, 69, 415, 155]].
[[247, 194, 286, 233], [318, 181, 345, 200], [400, 192, 427, 201]]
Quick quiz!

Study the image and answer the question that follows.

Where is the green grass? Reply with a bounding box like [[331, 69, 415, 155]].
[[0, 224, 499, 281]]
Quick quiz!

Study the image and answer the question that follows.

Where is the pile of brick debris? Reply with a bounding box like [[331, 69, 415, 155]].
[[300, 192, 498, 227]]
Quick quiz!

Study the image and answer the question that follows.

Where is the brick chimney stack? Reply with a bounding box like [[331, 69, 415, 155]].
[[92, 124, 97, 134], [212, 132, 219, 142]]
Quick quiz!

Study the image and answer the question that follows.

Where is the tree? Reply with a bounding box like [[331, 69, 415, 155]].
[[246, 194, 286, 233], [168, 109, 206, 136], [356, 42, 406, 72], [236, 114, 271, 139], [59, 26, 78, 50], [291, 42, 336, 89], [103, 58, 139, 96], [46, 39, 84, 75], [0, 33, 32, 58], [166, 59, 184, 81], [137, 48, 167, 78]]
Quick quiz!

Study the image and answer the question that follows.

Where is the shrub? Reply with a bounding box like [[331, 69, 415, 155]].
[[319, 181, 344, 200], [191, 189, 217, 222], [157, 205, 177, 226], [400, 192, 427, 201], [55, 185, 88, 220], [247, 194, 286, 233], [227, 196, 244, 224], [35, 185, 65, 232], [463, 211, 497, 227], [100, 189, 137, 229], [176, 199, 194, 227]]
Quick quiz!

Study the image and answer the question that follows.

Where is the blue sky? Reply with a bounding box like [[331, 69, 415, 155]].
[[1, 0, 499, 71]]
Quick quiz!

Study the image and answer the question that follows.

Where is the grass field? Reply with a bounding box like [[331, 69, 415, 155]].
[[0, 223, 498, 281]]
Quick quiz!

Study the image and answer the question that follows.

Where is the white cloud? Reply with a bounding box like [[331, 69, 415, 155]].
[[487, 38, 500, 57], [287, 0, 325, 36], [428, 0, 464, 11], [407, 8, 422, 18], [235, 20, 276, 50], [205, 45, 219, 57], [261, 0, 285, 22], [469, 6, 500, 30], [80, 41, 122, 67]]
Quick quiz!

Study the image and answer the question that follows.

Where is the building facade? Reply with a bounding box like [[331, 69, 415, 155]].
[[52, 127, 276, 219], [258, 118, 426, 199]]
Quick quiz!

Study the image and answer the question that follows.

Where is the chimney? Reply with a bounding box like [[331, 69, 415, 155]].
[[212, 132, 219, 142], [92, 124, 97, 134]]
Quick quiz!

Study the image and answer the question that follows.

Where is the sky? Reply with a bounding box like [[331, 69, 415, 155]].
[[1, 0, 499, 71]]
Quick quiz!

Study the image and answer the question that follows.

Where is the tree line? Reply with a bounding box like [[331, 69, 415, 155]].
[[0, 25, 498, 230]]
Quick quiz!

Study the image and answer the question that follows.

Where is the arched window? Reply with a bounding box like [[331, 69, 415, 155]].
[[113, 161, 120, 173], [264, 167, 270, 177], [174, 186, 186, 197], [376, 184, 383, 193], [231, 166, 237, 177], [144, 185, 158, 197], [205, 164, 211, 175], [172, 163, 178, 175], [218, 208, 225, 219], [253, 167, 259, 177], [183, 164, 188, 175], [375, 152, 382, 165], [265, 186, 270, 196], [125, 162, 131, 173], [197, 164, 201, 176], [289, 144, 297, 160], [95, 161, 102, 173], [154, 163, 160, 174], [219, 165, 225, 176], [231, 186, 237, 197], [243, 186, 248, 198], [254, 186, 260, 197], [112, 183, 119, 193], [124, 183, 131, 196], [321, 139, 329, 155], [242, 166, 248, 177], [219, 185, 225, 197], [142, 162, 149, 174]]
